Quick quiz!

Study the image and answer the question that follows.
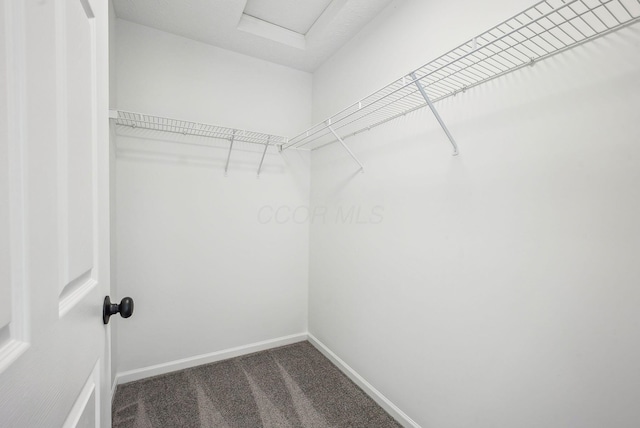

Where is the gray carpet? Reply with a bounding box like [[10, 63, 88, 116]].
[[112, 341, 402, 428]]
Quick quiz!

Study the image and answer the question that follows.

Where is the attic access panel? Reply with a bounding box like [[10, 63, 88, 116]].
[[243, 0, 333, 35]]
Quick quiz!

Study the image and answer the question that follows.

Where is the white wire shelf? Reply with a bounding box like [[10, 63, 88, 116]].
[[112, 110, 289, 176], [113, 110, 287, 147], [284, 0, 640, 151]]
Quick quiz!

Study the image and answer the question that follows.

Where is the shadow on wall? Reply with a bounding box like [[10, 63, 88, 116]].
[[114, 128, 287, 175]]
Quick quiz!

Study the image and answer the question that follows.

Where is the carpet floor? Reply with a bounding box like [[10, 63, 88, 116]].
[[112, 341, 402, 428]]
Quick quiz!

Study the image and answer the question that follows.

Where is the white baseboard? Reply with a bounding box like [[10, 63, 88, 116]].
[[113, 332, 417, 427], [307, 333, 420, 428], [115, 333, 308, 385]]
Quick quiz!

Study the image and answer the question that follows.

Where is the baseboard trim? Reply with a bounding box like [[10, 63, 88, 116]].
[[113, 332, 418, 427], [115, 333, 308, 385], [307, 333, 420, 428]]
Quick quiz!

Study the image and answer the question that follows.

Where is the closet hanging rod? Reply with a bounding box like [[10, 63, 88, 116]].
[[283, 0, 640, 152], [111, 110, 288, 148]]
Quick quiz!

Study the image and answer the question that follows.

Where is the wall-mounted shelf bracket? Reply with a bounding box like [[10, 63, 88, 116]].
[[224, 130, 235, 176], [257, 136, 270, 177], [328, 124, 364, 173], [409, 72, 459, 156]]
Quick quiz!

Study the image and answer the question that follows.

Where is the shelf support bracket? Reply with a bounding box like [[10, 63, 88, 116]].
[[257, 136, 270, 177], [409, 72, 459, 156], [328, 125, 364, 173], [224, 130, 235, 176]]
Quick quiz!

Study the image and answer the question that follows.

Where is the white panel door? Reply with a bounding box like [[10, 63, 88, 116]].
[[0, 0, 111, 427]]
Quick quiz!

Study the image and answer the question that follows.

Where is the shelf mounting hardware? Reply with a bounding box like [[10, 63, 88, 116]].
[[224, 130, 235, 176], [328, 124, 364, 173], [410, 72, 459, 156], [257, 136, 270, 177]]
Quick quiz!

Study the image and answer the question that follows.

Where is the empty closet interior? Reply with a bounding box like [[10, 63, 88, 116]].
[[108, 0, 640, 426]]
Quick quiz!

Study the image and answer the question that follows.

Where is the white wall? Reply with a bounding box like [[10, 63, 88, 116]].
[[114, 19, 312, 374], [312, 0, 534, 121], [309, 1, 640, 427], [116, 19, 311, 137]]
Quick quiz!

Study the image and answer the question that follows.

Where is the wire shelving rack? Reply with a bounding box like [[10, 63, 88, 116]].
[[114, 110, 286, 147], [283, 0, 640, 153], [110, 0, 640, 173], [113, 110, 288, 176]]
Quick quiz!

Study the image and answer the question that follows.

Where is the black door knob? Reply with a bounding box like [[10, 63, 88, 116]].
[[103, 296, 135, 324]]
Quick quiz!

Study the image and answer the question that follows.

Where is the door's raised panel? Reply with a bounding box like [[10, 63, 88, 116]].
[[0, 0, 29, 373], [75, 390, 96, 428], [0, 327, 10, 350], [62, 360, 100, 428], [0, 24, 11, 329], [57, 0, 97, 315], [0, 167, 11, 338], [65, 0, 94, 283]]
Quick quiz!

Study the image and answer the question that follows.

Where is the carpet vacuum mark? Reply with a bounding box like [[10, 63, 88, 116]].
[[112, 341, 402, 428]]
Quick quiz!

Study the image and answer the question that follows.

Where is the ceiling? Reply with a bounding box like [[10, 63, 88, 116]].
[[112, 0, 394, 72]]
